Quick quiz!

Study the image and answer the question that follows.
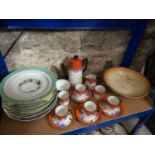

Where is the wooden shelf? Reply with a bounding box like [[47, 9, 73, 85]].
[[0, 91, 153, 135]]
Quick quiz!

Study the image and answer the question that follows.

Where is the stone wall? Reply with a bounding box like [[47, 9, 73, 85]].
[[4, 30, 131, 75], [0, 20, 155, 77], [0, 30, 22, 56]]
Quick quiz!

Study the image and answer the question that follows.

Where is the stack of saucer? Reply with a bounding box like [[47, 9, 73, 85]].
[[0, 67, 58, 121]]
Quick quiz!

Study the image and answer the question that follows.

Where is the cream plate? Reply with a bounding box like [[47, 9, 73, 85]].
[[0, 68, 57, 103]]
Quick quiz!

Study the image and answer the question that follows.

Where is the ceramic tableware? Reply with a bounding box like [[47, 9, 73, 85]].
[[49, 106, 74, 129], [107, 96, 120, 106], [56, 79, 71, 91], [99, 99, 123, 118], [71, 84, 90, 103], [102, 103, 121, 117], [85, 74, 96, 90], [103, 67, 151, 98], [93, 85, 106, 100], [100, 124, 128, 135], [58, 91, 69, 106], [55, 105, 68, 119], [0, 67, 57, 121], [0, 67, 57, 103], [2, 94, 56, 116], [83, 101, 97, 115], [76, 102, 102, 125], [2, 93, 58, 121], [61, 55, 88, 86]]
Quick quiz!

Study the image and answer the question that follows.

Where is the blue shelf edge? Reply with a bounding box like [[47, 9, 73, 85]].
[[0, 19, 146, 30]]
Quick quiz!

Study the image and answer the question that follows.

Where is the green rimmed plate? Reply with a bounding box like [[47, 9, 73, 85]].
[[2, 91, 57, 116], [2, 93, 58, 121], [0, 67, 57, 104]]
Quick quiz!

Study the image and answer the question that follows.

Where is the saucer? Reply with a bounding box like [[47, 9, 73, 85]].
[[76, 103, 102, 126], [49, 106, 74, 129]]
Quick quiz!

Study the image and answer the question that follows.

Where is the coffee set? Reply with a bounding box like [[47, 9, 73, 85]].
[[0, 55, 151, 130], [49, 72, 123, 129]]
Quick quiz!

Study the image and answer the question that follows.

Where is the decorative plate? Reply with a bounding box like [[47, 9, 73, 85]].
[[76, 103, 102, 126], [2, 92, 56, 116], [0, 67, 57, 103], [49, 106, 75, 130], [2, 93, 58, 121], [3, 101, 56, 122], [103, 67, 151, 98]]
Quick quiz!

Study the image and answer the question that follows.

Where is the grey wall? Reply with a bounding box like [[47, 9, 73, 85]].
[[0, 30, 22, 56]]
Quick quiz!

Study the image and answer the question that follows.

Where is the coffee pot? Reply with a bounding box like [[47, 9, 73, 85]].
[[61, 55, 88, 86]]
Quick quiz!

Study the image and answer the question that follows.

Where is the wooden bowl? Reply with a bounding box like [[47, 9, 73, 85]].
[[103, 67, 151, 98]]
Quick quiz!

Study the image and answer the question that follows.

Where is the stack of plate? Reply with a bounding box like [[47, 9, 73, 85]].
[[0, 67, 58, 121]]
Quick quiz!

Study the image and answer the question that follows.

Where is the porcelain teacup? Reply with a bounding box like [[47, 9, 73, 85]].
[[72, 84, 89, 103], [58, 91, 69, 105], [94, 85, 106, 100], [55, 105, 68, 119], [107, 96, 120, 106], [85, 74, 96, 90], [83, 101, 97, 115]]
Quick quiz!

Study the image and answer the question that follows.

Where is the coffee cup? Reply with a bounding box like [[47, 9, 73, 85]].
[[83, 101, 97, 115]]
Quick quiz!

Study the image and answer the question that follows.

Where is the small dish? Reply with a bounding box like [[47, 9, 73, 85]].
[[49, 106, 74, 129], [58, 91, 69, 106], [76, 103, 102, 125], [83, 101, 97, 115], [56, 79, 71, 91]]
